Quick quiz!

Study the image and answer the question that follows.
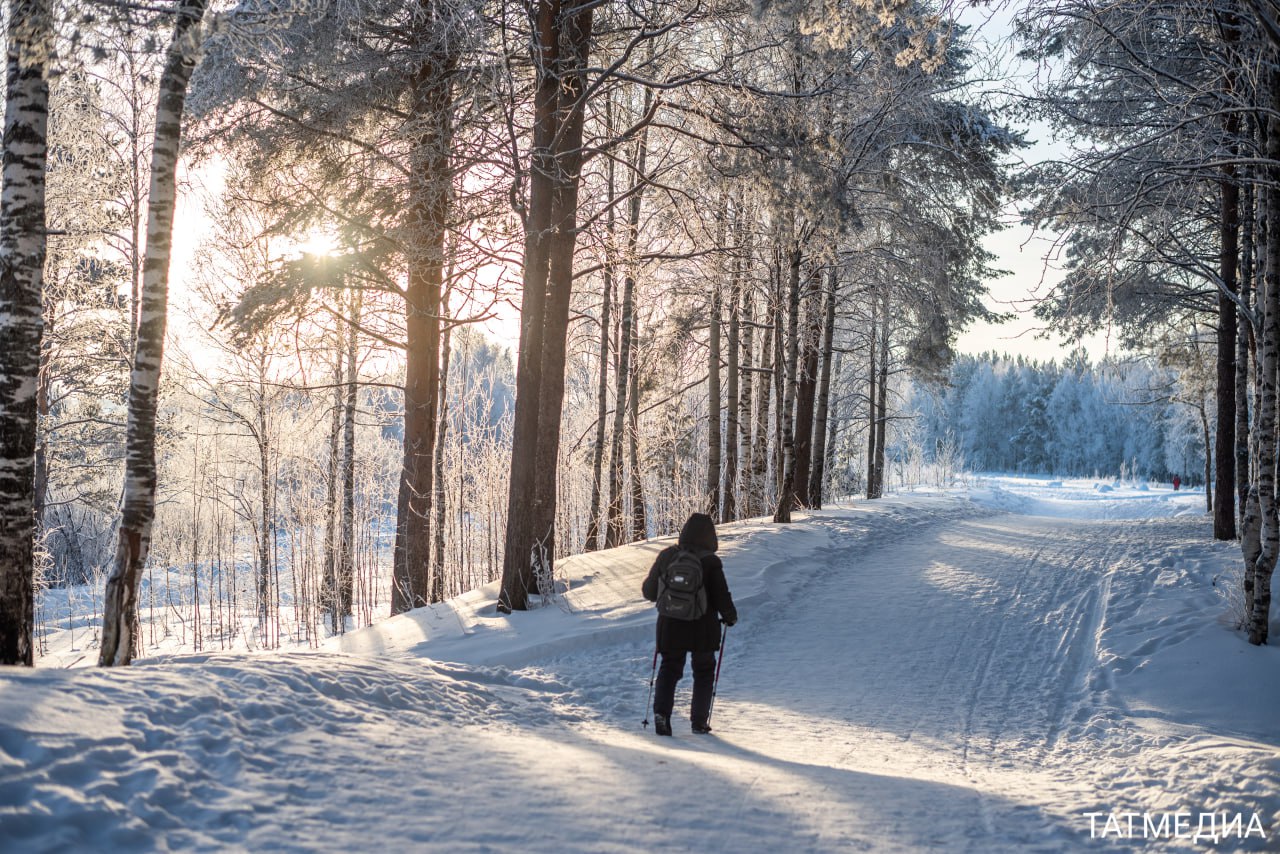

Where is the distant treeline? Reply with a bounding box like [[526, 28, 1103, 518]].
[[909, 352, 1207, 482]]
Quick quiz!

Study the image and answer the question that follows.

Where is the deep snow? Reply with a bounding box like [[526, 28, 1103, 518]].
[[2, 476, 1278, 852]]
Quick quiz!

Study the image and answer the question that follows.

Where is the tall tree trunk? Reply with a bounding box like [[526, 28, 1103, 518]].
[[0, 0, 50, 667], [773, 240, 801, 523], [1243, 485, 1261, 624], [502, 5, 557, 602], [724, 230, 741, 523], [32, 314, 51, 551], [628, 338, 646, 541], [584, 271, 611, 551], [751, 285, 771, 518], [738, 280, 754, 519], [529, 7, 594, 571], [499, 0, 594, 610], [810, 268, 838, 508], [1215, 100, 1240, 540], [707, 277, 722, 517], [1248, 71, 1280, 645], [585, 115, 615, 551], [338, 293, 358, 617], [605, 266, 633, 548], [772, 247, 784, 504], [256, 365, 271, 626], [1243, 150, 1263, 617], [1239, 177, 1255, 524], [99, 0, 206, 666], [323, 338, 341, 626], [823, 352, 844, 500], [1200, 400, 1212, 514], [605, 97, 649, 548], [391, 27, 455, 614], [866, 294, 878, 498], [872, 287, 890, 499], [431, 312, 451, 604], [792, 266, 821, 507]]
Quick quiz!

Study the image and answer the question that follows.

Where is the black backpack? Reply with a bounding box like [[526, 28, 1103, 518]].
[[656, 548, 708, 621]]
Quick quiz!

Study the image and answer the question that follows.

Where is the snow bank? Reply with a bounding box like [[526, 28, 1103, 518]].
[[331, 495, 982, 669]]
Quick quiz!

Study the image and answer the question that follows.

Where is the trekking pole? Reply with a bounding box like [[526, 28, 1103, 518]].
[[641, 648, 658, 729], [707, 624, 729, 726]]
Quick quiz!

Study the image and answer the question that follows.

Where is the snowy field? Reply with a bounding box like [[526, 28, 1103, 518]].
[[2, 475, 1278, 851]]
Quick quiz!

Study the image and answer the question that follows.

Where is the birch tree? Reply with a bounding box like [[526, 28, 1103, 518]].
[[0, 0, 52, 666], [100, 0, 208, 666]]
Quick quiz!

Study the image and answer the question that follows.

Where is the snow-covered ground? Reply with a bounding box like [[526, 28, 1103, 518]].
[[3, 476, 1278, 851]]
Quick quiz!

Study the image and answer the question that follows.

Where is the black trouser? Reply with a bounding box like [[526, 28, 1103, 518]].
[[653, 650, 717, 726]]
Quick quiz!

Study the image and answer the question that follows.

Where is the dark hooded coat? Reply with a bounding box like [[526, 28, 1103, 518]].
[[642, 513, 738, 654]]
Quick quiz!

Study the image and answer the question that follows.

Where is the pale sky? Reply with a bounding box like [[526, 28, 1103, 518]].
[[948, 0, 1116, 363], [954, 219, 1115, 363]]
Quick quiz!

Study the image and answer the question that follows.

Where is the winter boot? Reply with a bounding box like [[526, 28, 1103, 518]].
[[654, 713, 672, 736], [691, 720, 712, 734]]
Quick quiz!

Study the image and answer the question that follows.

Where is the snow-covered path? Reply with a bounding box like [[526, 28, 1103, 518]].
[[3, 482, 1278, 851], [529, 508, 1276, 851]]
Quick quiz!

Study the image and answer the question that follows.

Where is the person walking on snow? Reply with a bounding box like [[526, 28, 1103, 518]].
[[642, 512, 737, 736]]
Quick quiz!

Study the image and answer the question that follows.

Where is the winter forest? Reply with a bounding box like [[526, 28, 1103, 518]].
[[2, 0, 1280, 847]]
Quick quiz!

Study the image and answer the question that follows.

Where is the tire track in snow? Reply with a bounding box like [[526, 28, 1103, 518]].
[[941, 517, 1129, 783]]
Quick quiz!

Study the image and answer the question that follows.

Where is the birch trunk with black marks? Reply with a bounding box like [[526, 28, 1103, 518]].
[[255, 361, 271, 625], [1243, 486, 1261, 624], [1242, 173, 1261, 618], [33, 314, 50, 544], [99, 0, 206, 666], [1214, 108, 1240, 540], [1248, 73, 1280, 645], [1237, 179, 1254, 524], [737, 278, 754, 518], [0, 0, 51, 666], [1214, 8, 1241, 540]]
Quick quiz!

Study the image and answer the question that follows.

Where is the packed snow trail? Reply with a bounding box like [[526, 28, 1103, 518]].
[[2, 482, 1278, 851]]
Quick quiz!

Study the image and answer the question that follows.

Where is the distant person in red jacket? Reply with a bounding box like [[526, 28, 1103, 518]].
[[1173, 474, 1181, 491]]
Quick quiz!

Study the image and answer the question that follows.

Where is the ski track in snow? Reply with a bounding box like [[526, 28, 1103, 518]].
[[2, 478, 1278, 852]]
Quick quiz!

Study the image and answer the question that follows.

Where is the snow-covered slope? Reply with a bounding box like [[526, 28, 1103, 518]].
[[2, 480, 1277, 852]]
